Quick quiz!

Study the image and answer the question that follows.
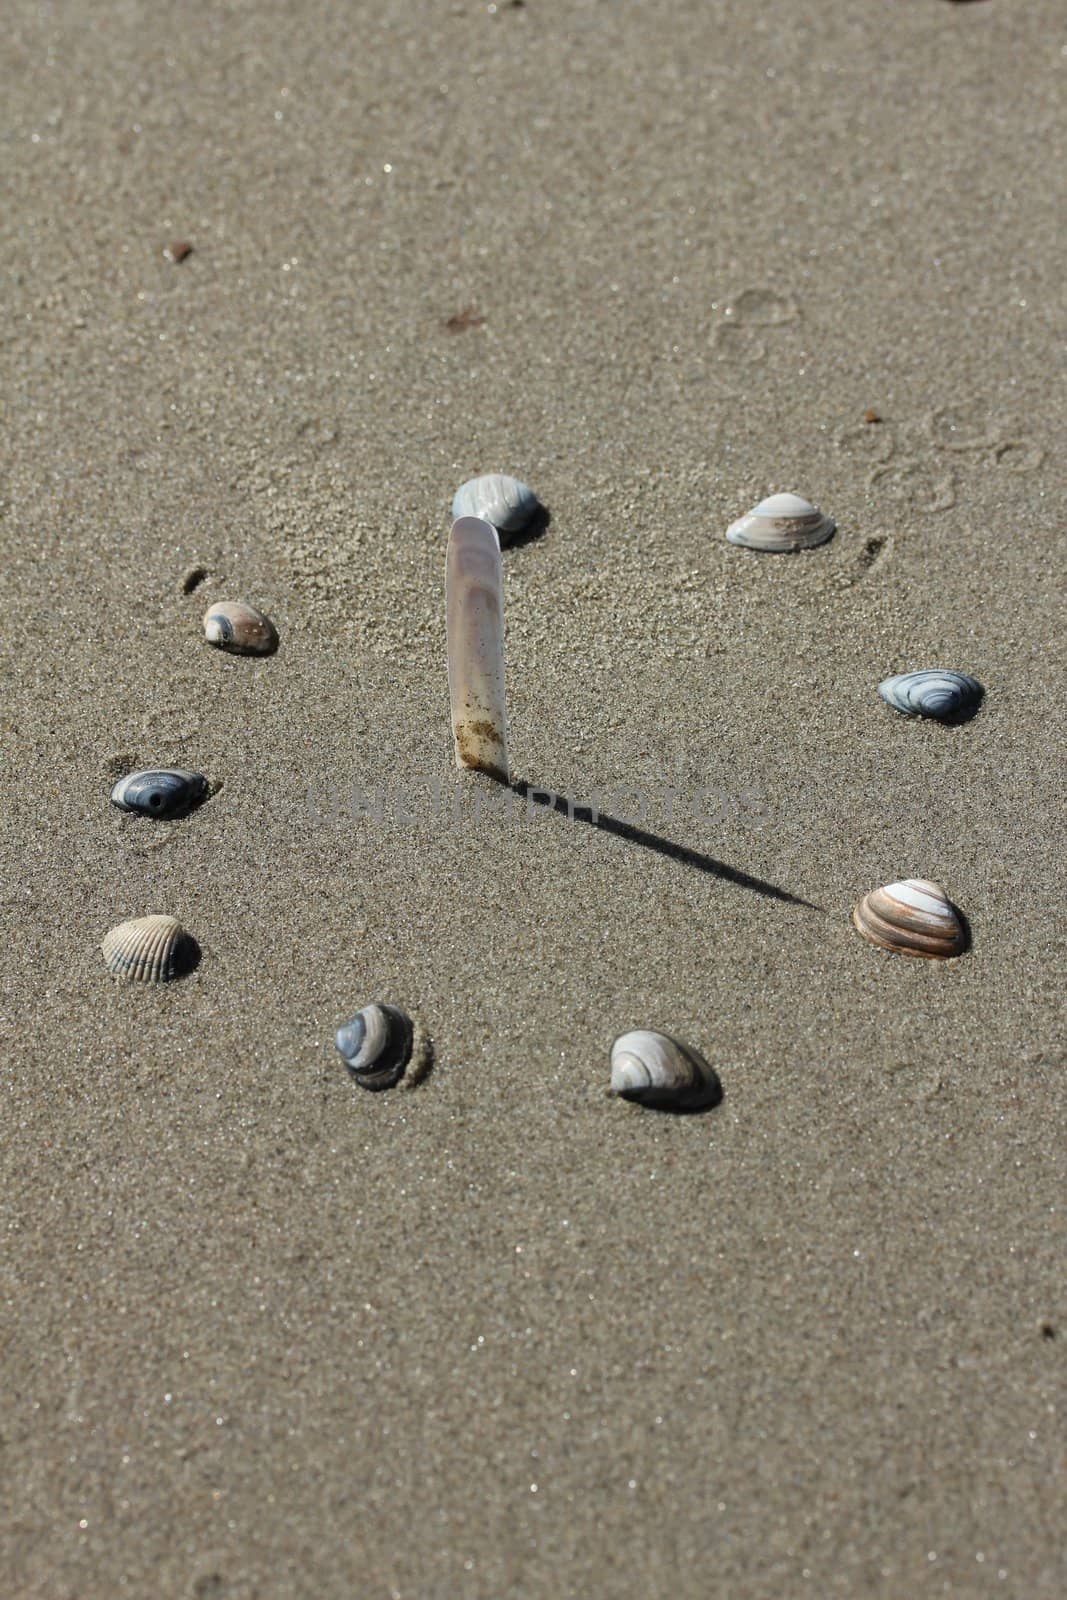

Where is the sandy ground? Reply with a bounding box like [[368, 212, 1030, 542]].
[[1, 1, 1065, 1595]]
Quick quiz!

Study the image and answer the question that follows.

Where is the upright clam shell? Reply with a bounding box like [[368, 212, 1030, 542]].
[[110, 768, 210, 820], [878, 670, 983, 721], [446, 516, 509, 782], [203, 601, 278, 656], [335, 1003, 415, 1091], [609, 1030, 720, 1111], [852, 879, 966, 960], [726, 492, 836, 552], [101, 915, 198, 983], [452, 474, 540, 536]]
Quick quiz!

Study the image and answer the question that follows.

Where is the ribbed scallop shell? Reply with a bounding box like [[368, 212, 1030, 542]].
[[101, 915, 198, 983], [452, 474, 539, 536], [609, 1029, 720, 1110], [878, 670, 983, 721], [110, 768, 210, 820], [203, 601, 278, 656], [335, 1003, 415, 1091], [852, 879, 966, 960], [726, 492, 836, 552]]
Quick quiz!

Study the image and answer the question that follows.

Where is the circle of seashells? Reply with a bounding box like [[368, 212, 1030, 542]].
[[103, 465, 984, 1102]]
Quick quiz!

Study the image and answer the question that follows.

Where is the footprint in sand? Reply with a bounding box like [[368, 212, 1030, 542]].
[[712, 287, 799, 362], [927, 402, 1045, 475], [869, 459, 957, 514], [835, 420, 897, 465], [991, 439, 1046, 474]]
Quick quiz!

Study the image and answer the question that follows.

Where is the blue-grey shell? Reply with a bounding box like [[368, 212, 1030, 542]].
[[335, 1003, 414, 1091], [451, 474, 539, 535], [878, 670, 983, 721], [110, 768, 210, 820]]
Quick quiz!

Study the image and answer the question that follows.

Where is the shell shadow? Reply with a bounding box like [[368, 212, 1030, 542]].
[[170, 933, 202, 980], [500, 504, 551, 552], [619, 1065, 724, 1117], [508, 780, 820, 909], [951, 902, 973, 957]]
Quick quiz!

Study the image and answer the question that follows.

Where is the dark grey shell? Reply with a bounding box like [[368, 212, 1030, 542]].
[[878, 670, 983, 721], [335, 1003, 414, 1091], [110, 768, 210, 820]]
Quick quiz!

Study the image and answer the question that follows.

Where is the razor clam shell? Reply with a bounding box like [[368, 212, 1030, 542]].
[[451, 474, 540, 536], [335, 1003, 415, 1091], [446, 516, 509, 783], [725, 492, 836, 552], [110, 768, 210, 820], [852, 879, 966, 960], [203, 601, 278, 656], [878, 670, 983, 721], [609, 1029, 719, 1110], [101, 914, 198, 983]]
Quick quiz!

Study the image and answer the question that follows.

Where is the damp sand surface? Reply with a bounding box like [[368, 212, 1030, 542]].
[[1, 2, 1064, 1596]]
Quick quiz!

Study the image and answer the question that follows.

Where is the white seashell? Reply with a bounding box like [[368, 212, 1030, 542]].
[[852, 879, 966, 960], [203, 601, 278, 656], [609, 1030, 720, 1110], [726, 492, 836, 552], [446, 516, 509, 782], [878, 670, 983, 721], [110, 768, 210, 819], [335, 1003, 416, 1091], [452, 474, 539, 536], [101, 914, 198, 983]]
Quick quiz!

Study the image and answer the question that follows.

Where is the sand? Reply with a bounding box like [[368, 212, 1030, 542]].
[[1, 1, 1064, 1595]]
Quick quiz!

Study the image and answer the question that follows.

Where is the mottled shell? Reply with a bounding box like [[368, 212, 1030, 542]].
[[335, 1003, 415, 1091], [726, 492, 836, 552], [203, 601, 278, 656], [878, 670, 983, 721], [110, 768, 210, 820], [609, 1029, 720, 1110], [101, 915, 198, 983], [452, 474, 540, 536], [852, 879, 966, 960]]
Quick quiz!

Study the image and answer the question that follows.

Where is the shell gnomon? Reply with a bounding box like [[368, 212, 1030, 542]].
[[446, 516, 509, 783]]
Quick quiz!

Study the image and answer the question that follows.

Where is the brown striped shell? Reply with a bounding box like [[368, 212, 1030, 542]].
[[852, 879, 965, 960]]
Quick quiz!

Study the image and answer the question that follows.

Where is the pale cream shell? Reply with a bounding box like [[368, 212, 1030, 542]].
[[101, 915, 196, 983]]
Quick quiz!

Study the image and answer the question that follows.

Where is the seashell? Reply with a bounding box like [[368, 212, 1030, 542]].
[[101, 914, 199, 983], [725, 492, 836, 552], [446, 516, 509, 782], [852, 879, 966, 960], [878, 669, 983, 722], [335, 1003, 415, 1091], [452, 474, 540, 536], [110, 768, 210, 820], [609, 1029, 721, 1111], [203, 601, 278, 656]]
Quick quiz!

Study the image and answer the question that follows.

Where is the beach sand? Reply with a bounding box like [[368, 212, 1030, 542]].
[[1, 1, 1064, 1594]]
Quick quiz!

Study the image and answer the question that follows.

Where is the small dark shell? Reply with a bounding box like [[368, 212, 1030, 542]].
[[335, 1003, 414, 1091], [110, 768, 210, 820], [203, 601, 278, 656]]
